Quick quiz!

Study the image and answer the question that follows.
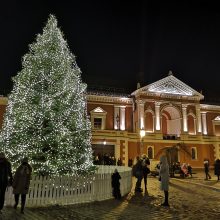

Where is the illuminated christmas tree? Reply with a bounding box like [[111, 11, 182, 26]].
[[0, 15, 95, 175]]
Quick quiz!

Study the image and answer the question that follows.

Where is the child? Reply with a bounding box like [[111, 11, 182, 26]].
[[111, 169, 121, 199]]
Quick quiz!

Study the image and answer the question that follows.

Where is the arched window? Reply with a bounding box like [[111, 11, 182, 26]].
[[191, 147, 197, 160], [144, 108, 154, 133], [147, 146, 154, 159], [188, 113, 196, 135]]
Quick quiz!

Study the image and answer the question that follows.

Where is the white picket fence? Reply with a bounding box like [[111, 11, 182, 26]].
[[5, 165, 132, 207]]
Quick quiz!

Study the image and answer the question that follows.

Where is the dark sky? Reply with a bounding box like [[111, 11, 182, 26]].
[[1, 0, 220, 102]]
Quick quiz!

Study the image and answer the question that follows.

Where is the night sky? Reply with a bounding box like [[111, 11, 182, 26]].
[[1, 0, 220, 103]]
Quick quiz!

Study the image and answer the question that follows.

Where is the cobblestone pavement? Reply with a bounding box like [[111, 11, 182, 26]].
[[1, 171, 220, 220]]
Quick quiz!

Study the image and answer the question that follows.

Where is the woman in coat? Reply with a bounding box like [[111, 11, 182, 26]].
[[159, 155, 170, 206], [12, 157, 32, 214], [214, 159, 220, 181], [111, 169, 121, 199]]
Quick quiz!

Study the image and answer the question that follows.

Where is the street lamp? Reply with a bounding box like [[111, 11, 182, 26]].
[[139, 128, 145, 156], [102, 139, 106, 165]]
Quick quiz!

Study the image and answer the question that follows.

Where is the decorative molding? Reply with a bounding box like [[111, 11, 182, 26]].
[[87, 95, 132, 104], [90, 107, 107, 114], [131, 74, 204, 100], [146, 105, 153, 112], [136, 100, 145, 105], [155, 101, 161, 107], [182, 104, 188, 109], [214, 116, 220, 121], [200, 104, 220, 111]]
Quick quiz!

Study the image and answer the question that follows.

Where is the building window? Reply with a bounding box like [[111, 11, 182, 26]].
[[90, 107, 107, 130], [191, 147, 197, 160], [94, 118, 102, 129], [147, 146, 154, 159]]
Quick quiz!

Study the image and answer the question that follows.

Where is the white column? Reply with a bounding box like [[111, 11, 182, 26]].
[[201, 112, 207, 135], [115, 139, 120, 161], [123, 140, 128, 166], [137, 100, 145, 129], [155, 102, 161, 131], [120, 106, 126, 131], [196, 105, 202, 133], [114, 106, 120, 130], [182, 104, 188, 132]]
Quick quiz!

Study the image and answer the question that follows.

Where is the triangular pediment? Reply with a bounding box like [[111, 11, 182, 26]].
[[90, 107, 107, 114], [132, 72, 204, 100], [214, 116, 220, 121]]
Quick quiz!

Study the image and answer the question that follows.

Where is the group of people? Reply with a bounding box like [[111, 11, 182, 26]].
[[171, 162, 193, 178], [2, 150, 220, 212], [132, 154, 170, 206], [0, 152, 32, 214], [204, 158, 220, 181], [93, 154, 122, 166], [132, 155, 150, 192]]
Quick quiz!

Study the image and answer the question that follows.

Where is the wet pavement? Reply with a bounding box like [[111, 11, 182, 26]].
[[1, 170, 220, 220]]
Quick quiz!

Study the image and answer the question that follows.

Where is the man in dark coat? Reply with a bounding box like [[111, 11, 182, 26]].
[[142, 155, 150, 191], [214, 159, 220, 181], [133, 156, 144, 192], [0, 152, 12, 212]]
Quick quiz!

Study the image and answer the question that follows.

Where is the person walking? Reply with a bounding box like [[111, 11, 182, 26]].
[[12, 157, 32, 214], [142, 154, 150, 191], [133, 156, 144, 192], [159, 155, 170, 207], [214, 159, 220, 181], [0, 152, 12, 213], [204, 159, 211, 180], [111, 168, 121, 199], [187, 164, 193, 177]]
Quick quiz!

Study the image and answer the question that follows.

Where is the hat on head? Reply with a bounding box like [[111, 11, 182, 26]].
[[0, 152, 5, 159]]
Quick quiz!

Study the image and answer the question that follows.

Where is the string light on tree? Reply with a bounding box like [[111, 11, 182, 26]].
[[0, 14, 95, 176]]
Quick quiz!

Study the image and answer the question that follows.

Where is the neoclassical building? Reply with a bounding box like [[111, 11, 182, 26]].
[[87, 72, 220, 168], [0, 72, 220, 168]]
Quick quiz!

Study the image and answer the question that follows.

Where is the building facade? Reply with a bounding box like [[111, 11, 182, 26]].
[[1, 72, 220, 168], [87, 73, 220, 168]]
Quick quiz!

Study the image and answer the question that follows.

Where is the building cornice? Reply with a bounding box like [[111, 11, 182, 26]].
[[200, 104, 220, 111], [87, 94, 132, 104]]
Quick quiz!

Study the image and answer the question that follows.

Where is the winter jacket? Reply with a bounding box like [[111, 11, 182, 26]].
[[0, 158, 12, 188], [159, 155, 169, 191], [214, 160, 220, 176], [111, 171, 121, 188], [12, 162, 32, 194]]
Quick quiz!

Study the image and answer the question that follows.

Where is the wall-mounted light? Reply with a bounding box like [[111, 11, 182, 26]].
[[103, 139, 106, 145], [140, 128, 145, 139]]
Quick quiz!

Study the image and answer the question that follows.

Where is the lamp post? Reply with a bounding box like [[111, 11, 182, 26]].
[[103, 139, 106, 165], [139, 128, 145, 156]]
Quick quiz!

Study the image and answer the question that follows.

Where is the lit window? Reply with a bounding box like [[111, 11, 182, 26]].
[[90, 107, 107, 130]]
